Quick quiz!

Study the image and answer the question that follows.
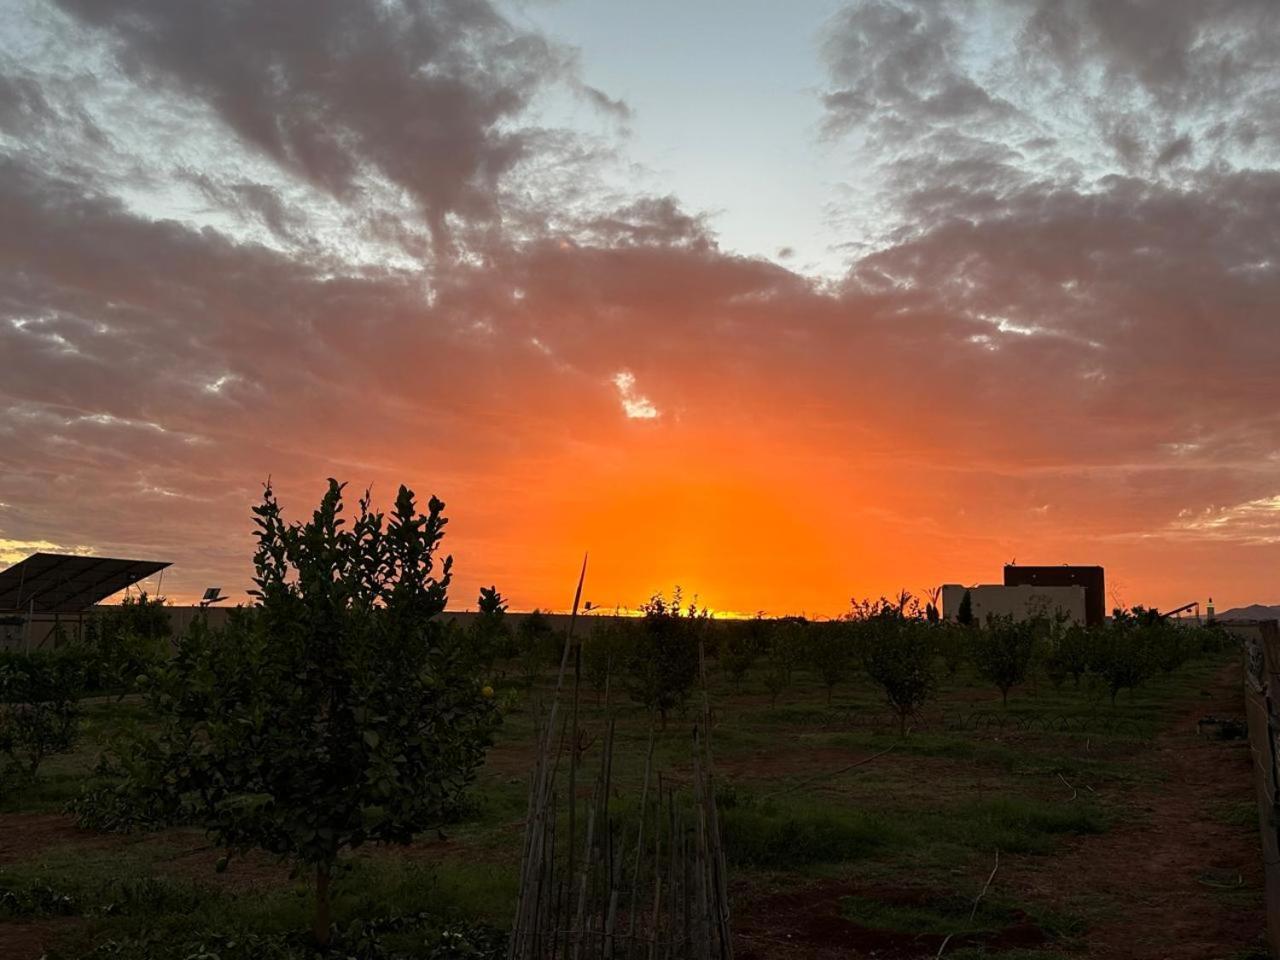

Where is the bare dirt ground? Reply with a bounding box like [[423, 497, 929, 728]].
[[733, 659, 1266, 959], [0, 813, 120, 865], [1015, 658, 1265, 959], [0, 917, 83, 959], [733, 877, 1048, 959]]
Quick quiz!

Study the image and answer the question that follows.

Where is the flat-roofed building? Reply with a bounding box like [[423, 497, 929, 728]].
[[1003, 565, 1106, 626], [941, 583, 1087, 626]]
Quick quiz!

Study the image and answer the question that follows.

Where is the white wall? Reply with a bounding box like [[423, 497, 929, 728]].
[[941, 583, 1087, 626]]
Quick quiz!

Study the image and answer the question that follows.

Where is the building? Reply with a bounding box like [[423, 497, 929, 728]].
[[1003, 565, 1106, 626], [941, 583, 1087, 626]]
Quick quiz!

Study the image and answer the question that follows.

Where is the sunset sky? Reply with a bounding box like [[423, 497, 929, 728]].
[[2, 0, 1279, 615]]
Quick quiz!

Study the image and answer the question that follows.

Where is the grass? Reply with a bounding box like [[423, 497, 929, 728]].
[[714, 792, 1105, 867], [0, 646, 1255, 957], [0, 847, 516, 958], [1211, 800, 1261, 828], [718, 797, 902, 866], [839, 890, 1084, 940]]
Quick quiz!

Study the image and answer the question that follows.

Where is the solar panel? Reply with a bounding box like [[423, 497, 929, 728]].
[[0, 553, 171, 614]]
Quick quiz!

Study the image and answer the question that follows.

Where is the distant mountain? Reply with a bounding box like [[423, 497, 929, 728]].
[[1217, 604, 1280, 621]]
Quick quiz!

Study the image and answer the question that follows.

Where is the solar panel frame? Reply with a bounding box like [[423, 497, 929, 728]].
[[0, 553, 171, 613]]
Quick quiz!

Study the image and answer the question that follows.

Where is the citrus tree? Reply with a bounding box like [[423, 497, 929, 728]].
[[761, 618, 803, 708], [471, 584, 514, 662], [624, 588, 706, 726], [972, 613, 1036, 705], [518, 609, 560, 684], [805, 620, 853, 704], [0, 647, 84, 792], [719, 616, 765, 690], [79, 592, 171, 693], [116, 480, 499, 945], [583, 616, 629, 703], [860, 617, 936, 735]]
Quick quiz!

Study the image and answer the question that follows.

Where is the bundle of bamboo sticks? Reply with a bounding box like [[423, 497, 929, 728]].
[[509, 560, 732, 960]]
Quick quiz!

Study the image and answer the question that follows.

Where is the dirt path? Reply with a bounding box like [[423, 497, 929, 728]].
[[1009, 658, 1265, 958]]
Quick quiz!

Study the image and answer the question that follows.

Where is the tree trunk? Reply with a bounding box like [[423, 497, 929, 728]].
[[313, 862, 332, 947]]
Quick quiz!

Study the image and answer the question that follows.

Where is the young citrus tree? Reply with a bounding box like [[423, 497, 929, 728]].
[[972, 613, 1036, 705], [1094, 610, 1163, 704], [583, 616, 629, 703], [0, 647, 84, 791], [624, 588, 705, 726], [120, 480, 498, 945], [860, 617, 936, 735], [79, 592, 171, 693], [760, 618, 803, 708], [719, 615, 765, 690], [517, 608, 560, 684], [471, 584, 514, 662], [805, 620, 853, 704]]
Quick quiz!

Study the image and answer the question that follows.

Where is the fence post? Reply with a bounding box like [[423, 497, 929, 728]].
[[1245, 620, 1280, 957]]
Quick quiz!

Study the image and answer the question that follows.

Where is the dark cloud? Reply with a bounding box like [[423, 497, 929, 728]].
[[578, 197, 713, 250], [51, 0, 571, 250], [1023, 0, 1280, 114], [578, 83, 633, 121], [821, 1, 1018, 141], [1155, 134, 1194, 167], [181, 171, 306, 242], [0, 72, 52, 134]]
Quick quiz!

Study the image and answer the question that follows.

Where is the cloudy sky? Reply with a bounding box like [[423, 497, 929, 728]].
[[2, 0, 1278, 615]]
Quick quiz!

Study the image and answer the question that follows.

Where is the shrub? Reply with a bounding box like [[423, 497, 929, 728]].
[[861, 618, 936, 735], [624, 588, 706, 726], [931, 622, 966, 677], [1092, 618, 1153, 705], [0, 879, 78, 918], [719, 616, 765, 690], [582, 617, 629, 703], [99, 480, 500, 945], [972, 614, 1036, 705], [78, 593, 171, 694], [0, 647, 84, 789], [470, 586, 514, 663], [760, 618, 803, 708], [1044, 623, 1095, 688], [805, 620, 854, 704], [516, 609, 560, 685]]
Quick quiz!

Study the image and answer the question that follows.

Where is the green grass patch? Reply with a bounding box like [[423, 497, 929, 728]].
[[931, 796, 1108, 854], [715, 790, 1106, 868], [841, 888, 1086, 947], [719, 797, 903, 867], [1209, 800, 1260, 829], [841, 892, 1018, 936]]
